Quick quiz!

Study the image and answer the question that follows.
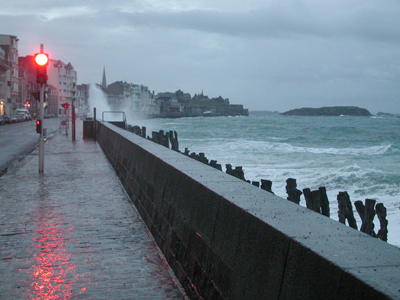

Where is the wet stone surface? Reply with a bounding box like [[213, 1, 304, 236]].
[[0, 126, 187, 299]]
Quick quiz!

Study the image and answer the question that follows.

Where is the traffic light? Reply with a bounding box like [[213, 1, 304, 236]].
[[34, 53, 49, 84], [61, 102, 70, 109], [36, 119, 42, 134]]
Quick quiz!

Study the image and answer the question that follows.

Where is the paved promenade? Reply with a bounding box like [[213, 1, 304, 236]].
[[0, 122, 187, 299]]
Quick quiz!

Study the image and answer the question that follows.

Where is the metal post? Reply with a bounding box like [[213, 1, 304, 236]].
[[72, 101, 75, 141], [93, 107, 96, 142], [38, 84, 45, 173], [72, 79, 76, 141], [66, 107, 68, 135]]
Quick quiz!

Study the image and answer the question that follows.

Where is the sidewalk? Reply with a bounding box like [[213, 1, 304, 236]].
[[0, 122, 187, 299]]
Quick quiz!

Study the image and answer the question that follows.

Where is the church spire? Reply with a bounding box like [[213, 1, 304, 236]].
[[102, 66, 107, 89]]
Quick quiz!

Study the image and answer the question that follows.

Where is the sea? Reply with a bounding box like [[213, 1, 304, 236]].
[[133, 114, 400, 247]]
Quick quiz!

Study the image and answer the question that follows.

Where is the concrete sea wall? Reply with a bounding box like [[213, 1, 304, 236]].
[[96, 121, 400, 300]]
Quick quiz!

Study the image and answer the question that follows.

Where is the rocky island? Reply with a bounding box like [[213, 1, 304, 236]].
[[281, 106, 372, 116]]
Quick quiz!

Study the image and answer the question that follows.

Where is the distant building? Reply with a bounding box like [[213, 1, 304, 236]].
[[46, 85, 59, 116], [185, 93, 247, 116], [48, 60, 77, 116], [155, 90, 248, 117], [18, 55, 41, 117], [76, 84, 89, 115], [18, 55, 77, 117], [106, 80, 158, 117], [156, 93, 183, 115], [101, 66, 107, 89], [0, 47, 9, 115], [0, 34, 19, 115]]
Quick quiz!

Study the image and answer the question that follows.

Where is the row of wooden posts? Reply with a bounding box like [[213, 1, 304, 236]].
[[126, 125, 180, 152], [125, 124, 388, 243], [283, 178, 388, 242]]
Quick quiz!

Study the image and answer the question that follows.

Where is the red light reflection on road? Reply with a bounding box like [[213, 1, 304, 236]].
[[21, 210, 87, 299]]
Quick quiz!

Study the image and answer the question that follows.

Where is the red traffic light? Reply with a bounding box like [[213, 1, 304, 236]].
[[34, 53, 49, 66], [61, 102, 70, 109], [36, 119, 42, 134], [34, 52, 49, 84]]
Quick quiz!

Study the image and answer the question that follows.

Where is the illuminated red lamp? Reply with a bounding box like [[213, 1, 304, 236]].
[[34, 53, 49, 84], [36, 119, 42, 134]]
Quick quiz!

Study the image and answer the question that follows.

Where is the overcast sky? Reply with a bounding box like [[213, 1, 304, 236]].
[[2, 0, 400, 113]]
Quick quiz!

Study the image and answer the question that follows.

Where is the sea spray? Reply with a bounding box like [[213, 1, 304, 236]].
[[88, 83, 111, 119]]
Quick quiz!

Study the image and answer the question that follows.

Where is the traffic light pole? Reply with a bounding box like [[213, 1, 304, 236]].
[[39, 83, 45, 173], [34, 44, 48, 173], [71, 79, 76, 141], [72, 100, 75, 141]]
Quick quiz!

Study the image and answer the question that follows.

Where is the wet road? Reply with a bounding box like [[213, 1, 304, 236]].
[[0, 117, 61, 176], [0, 122, 187, 299]]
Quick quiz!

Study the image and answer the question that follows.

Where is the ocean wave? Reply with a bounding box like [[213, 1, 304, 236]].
[[282, 143, 392, 155], [213, 140, 393, 156], [180, 139, 393, 158]]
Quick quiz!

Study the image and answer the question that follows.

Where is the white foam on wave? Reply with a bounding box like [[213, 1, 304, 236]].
[[184, 138, 392, 157], [269, 142, 391, 156]]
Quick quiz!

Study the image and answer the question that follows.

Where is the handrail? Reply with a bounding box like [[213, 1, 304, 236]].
[[101, 111, 126, 122]]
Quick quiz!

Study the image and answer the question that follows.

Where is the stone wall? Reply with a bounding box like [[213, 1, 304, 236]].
[[96, 121, 400, 300]]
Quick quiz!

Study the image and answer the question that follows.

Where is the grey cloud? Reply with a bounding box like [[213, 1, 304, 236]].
[[117, 4, 400, 43], [2, 0, 399, 113]]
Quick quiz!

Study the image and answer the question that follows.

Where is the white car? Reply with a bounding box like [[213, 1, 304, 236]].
[[17, 112, 31, 121]]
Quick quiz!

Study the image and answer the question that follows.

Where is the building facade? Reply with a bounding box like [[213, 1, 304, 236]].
[[107, 81, 159, 117], [18, 55, 40, 116], [18, 56, 77, 117], [0, 35, 19, 115], [0, 47, 10, 115], [48, 60, 77, 116], [76, 84, 89, 116]]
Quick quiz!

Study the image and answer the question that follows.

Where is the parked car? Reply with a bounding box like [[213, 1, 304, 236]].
[[10, 115, 19, 123], [17, 112, 31, 121], [16, 114, 25, 122], [3, 114, 12, 124], [0, 115, 4, 125]]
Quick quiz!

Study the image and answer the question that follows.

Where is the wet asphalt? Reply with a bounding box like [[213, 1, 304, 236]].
[[0, 122, 187, 299]]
